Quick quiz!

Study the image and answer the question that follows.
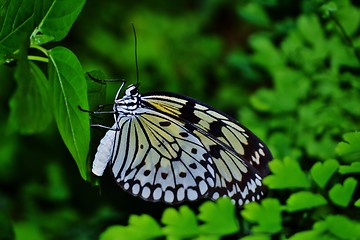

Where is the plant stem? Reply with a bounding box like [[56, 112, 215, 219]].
[[28, 55, 49, 63], [30, 44, 49, 57]]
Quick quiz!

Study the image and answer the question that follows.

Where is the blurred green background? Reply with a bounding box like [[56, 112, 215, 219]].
[[1, 0, 360, 239]]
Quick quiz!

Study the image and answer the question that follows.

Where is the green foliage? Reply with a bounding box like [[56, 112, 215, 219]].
[[100, 198, 238, 240], [263, 157, 310, 189], [241, 199, 282, 234], [1, 0, 360, 239], [310, 159, 339, 188], [1, 0, 89, 180], [336, 132, 360, 162], [48, 46, 89, 179], [285, 191, 327, 212]]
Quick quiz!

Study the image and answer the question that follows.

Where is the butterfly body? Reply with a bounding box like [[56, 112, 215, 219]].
[[92, 84, 272, 206]]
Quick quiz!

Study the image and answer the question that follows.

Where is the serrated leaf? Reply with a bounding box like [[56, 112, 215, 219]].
[[241, 198, 282, 234], [161, 206, 198, 238], [288, 230, 333, 240], [198, 198, 239, 236], [314, 215, 360, 239], [100, 214, 164, 240], [99, 225, 128, 240], [250, 34, 285, 73], [336, 132, 360, 162], [9, 59, 52, 134], [286, 191, 327, 212], [297, 14, 324, 46], [263, 157, 310, 189], [329, 177, 357, 207], [38, 0, 86, 41], [339, 162, 360, 174], [48, 46, 90, 181], [310, 159, 339, 188]]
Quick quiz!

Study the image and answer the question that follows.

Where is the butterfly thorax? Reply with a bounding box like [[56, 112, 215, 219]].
[[114, 84, 142, 115]]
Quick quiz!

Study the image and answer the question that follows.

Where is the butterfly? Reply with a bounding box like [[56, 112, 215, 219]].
[[89, 80, 272, 207]]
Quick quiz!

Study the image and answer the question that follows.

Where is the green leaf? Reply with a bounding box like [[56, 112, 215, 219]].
[[48, 46, 90, 181], [8, 59, 52, 134], [0, 0, 35, 56], [263, 157, 310, 189], [314, 215, 360, 239], [285, 191, 327, 212], [241, 198, 282, 234], [162, 206, 199, 238], [355, 198, 360, 207], [99, 226, 128, 240], [100, 215, 163, 240], [238, 2, 270, 27], [250, 34, 285, 74], [38, 0, 86, 41], [339, 162, 360, 174], [310, 159, 339, 188], [320, 2, 338, 18], [329, 177, 358, 207], [336, 132, 360, 162], [198, 198, 239, 236], [297, 14, 324, 47], [335, 1, 360, 36], [288, 230, 335, 240]]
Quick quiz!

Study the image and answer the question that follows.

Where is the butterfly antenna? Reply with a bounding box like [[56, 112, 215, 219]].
[[132, 24, 140, 87]]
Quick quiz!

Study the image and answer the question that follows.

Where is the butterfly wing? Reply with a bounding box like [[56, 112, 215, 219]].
[[142, 93, 272, 176], [92, 90, 272, 206], [94, 108, 217, 204], [141, 93, 272, 205]]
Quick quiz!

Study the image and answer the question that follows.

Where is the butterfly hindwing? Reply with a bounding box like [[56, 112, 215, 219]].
[[98, 109, 217, 204]]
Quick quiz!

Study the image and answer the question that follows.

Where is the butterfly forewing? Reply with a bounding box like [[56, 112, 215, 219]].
[[92, 84, 272, 207], [141, 93, 272, 177]]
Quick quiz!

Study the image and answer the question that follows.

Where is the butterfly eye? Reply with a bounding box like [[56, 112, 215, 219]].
[[124, 84, 138, 96]]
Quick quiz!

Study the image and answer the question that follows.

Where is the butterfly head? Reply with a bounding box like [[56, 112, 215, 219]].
[[114, 84, 141, 114]]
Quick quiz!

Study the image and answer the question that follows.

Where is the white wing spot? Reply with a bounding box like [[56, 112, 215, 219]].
[[187, 188, 198, 201], [259, 148, 265, 156], [199, 180, 208, 195], [212, 192, 220, 200], [207, 177, 215, 188], [252, 151, 260, 165], [255, 178, 262, 186], [177, 188, 185, 202], [124, 182, 130, 190], [142, 186, 151, 199], [164, 190, 174, 203], [132, 183, 140, 195], [153, 187, 162, 200]]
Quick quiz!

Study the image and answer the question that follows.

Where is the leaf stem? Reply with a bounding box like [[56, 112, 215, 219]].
[[28, 55, 49, 63], [30, 44, 49, 57]]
